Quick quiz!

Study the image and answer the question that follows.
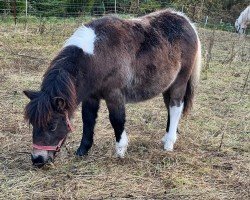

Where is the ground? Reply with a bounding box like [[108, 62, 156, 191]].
[[0, 19, 249, 199]]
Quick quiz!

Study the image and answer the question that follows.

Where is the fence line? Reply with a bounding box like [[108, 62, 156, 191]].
[[0, 0, 246, 33]]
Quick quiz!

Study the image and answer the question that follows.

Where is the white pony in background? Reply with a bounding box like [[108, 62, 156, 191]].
[[235, 5, 250, 34]]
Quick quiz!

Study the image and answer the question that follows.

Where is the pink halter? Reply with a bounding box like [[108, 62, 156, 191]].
[[32, 112, 74, 151]]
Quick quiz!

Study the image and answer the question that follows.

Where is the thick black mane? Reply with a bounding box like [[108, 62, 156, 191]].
[[25, 46, 82, 127]]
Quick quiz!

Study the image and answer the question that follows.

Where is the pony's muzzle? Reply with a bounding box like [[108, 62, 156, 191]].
[[31, 154, 46, 167], [31, 149, 54, 167]]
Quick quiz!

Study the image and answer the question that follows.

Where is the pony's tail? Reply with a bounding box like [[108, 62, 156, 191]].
[[183, 38, 202, 115]]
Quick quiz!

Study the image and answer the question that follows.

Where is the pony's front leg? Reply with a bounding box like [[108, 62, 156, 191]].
[[76, 97, 100, 156], [105, 91, 128, 158]]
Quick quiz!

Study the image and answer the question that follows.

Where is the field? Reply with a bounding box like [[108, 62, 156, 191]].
[[0, 18, 249, 199]]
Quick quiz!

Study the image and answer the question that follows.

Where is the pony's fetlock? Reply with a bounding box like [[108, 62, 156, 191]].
[[75, 147, 89, 157], [116, 131, 128, 158]]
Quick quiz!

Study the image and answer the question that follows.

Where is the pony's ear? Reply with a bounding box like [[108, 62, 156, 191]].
[[23, 90, 39, 100], [54, 97, 66, 112]]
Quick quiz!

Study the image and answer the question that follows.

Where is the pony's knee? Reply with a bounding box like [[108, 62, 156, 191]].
[[170, 99, 183, 107], [168, 82, 187, 106]]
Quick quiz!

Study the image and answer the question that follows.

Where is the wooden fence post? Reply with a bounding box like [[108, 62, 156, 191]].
[[204, 16, 208, 27]]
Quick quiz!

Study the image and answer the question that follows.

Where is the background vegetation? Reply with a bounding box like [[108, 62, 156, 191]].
[[0, 0, 249, 22]]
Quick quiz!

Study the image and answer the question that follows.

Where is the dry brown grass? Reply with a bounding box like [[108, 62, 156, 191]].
[[0, 20, 249, 199]]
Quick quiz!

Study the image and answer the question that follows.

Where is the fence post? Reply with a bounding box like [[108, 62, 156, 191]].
[[115, 0, 117, 14], [25, 0, 28, 30], [26, 0, 28, 18], [204, 16, 208, 27], [204, 29, 215, 79], [12, 0, 17, 25]]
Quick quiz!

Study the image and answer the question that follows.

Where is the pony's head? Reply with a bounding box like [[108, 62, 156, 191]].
[[24, 90, 75, 167], [235, 18, 247, 34], [24, 60, 77, 167], [235, 19, 241, 33]]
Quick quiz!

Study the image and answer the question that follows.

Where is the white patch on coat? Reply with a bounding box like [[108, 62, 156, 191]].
[[162, 102, 184, 151], [64, 26, 96, 55], [116, 131, 128, 158]]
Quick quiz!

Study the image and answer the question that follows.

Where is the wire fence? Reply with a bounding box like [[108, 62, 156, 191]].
[[0, 0, 246, 33]]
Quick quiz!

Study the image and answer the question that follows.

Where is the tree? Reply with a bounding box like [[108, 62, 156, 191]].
[[29, 0, 66, 17]]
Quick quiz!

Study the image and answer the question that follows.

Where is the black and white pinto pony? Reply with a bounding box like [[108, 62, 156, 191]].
[[24, 9, 201, 167], [235, 5, 250, 34]]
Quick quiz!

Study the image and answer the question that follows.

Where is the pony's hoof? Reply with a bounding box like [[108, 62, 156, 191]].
[[116, 145, 127, 158], [75, 148, 88, 157], [163, 139, 174, 151]]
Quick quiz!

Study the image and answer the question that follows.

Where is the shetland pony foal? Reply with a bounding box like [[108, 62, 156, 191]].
[[24, 9, 201, 167]]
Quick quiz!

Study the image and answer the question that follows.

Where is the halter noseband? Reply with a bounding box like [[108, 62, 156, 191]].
[[32, 111, 74, 151]]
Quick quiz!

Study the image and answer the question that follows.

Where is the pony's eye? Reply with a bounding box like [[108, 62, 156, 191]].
[[49, 122, 58, 132]]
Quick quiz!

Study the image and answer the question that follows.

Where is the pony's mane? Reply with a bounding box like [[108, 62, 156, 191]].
[[25, 46, 82, 127]]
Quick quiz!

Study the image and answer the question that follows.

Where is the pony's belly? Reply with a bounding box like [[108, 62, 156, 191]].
[[123, 84, 170, 103], [123, 71, 177, 102]]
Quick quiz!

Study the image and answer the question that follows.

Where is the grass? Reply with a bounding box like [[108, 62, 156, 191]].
[[0, 19, 249, 199]]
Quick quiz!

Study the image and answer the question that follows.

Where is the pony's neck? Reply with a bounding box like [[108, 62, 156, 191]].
[[41, 46, 84, 116], [237, 16, 242, 25]]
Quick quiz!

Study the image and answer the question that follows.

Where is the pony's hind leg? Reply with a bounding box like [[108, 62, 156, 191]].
[[76, 97, 100, 156], [162, 81, 186, 151], [105, 90, 128, 158], [162, 90, 170, 135]]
